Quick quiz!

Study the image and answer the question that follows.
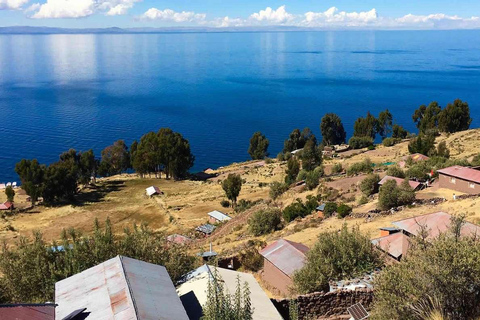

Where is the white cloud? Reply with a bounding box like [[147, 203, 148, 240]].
[[249, 5, 294, 24], [141, 8, 206, 22], [211, 16, 245, 28], [391, 13, 480, 29], [0, 0, 29, 10], [302, 7, 378, 27], [28, 0, 140, 18]]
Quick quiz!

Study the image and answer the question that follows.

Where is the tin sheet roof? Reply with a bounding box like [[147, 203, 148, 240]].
[[177, 265, 283, 320], [0, 304, 55, 320], [403, 153, 430, 162], [55, 255, 189, 320], [259, 239, 309, 277], [378, 176, 422, 190], [196, 224, 216, 234], [207, 210, 231, 222], [146, 186, 162, 196], [392, 212, 480, 239], [316, 204, 326, 211], [371, 232, 410, 259], [437, 166, 480, 184]]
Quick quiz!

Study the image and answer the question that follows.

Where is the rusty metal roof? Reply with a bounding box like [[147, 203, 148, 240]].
[[403, 153, 430, 162], [437, 166, 480, 184], [392, 212, 480, 239], [55, 255, 189, 320], [0, 304, 55, 320], [378, 175, 422, 190], [259, 239, 309, 277], [371, 232, 410, 259]]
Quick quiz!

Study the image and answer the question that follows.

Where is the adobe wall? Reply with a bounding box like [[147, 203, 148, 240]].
[[274, 289, 374, 320], [261, 259, 294, 296], [439, 174, 479, 195]]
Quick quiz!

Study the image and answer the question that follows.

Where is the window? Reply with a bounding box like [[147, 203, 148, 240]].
[[450, 177, 456, 184], [470, 183, 475, 189]]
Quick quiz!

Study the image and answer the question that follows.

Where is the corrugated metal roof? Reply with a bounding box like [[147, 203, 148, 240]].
[[259, 239, 309, 277], [0, 201, 13, 210], [371, 232, 410, 259], [392, 212, 480, 239], [207, 210, 231, 222], [378, 175, 422, 190], [0, 304, 55, 320], [55, 255, 189, 320], [316, 204, 326, 211], [196, 224, 216, 234], [177, 265, 283, 320], [145, 186, 162, 196], [403, 153, 430, 162], [437, 166, 480, 184]]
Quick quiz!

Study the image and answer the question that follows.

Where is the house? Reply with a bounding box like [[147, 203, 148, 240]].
[[437, 166, 480, 194], [316, 204, 326, 217], [55, 255, 189, 320], [207, 210, 231, 224], [371, 232, 410, 261], [398, 153, 429, 168], [145, 186, 163, 197], [167, 234, 192, 245], [378, 175, 423, 191], [0, 201, 14, 210], [196, 223, 216, 236], [177, 265, 283, 320], [259, 239, 309, 296], [0, 303, 56, 320]]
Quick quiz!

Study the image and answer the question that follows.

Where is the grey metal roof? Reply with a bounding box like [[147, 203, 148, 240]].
[[196, 224, 216, 234], [316, 204, 326, 211], [55, 255, 189, 320], [207, 210, 231, 222]]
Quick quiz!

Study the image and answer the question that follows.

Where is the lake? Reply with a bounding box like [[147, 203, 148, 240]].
[[1, 30, 480, 182]]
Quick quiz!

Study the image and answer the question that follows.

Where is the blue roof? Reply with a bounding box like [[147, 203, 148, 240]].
[[316, 204, 326, 211]]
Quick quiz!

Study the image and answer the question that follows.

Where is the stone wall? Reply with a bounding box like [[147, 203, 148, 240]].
[[274, 289, 374, 320]]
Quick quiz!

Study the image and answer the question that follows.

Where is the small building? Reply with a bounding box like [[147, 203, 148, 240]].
[[177, 265, 283, 320], [198, 243, 217, 262], [378, 175, 423, 191], [207, 210, 231, 224], [0, 303, 56, 320], [316, 204, 326, 217], [437, 166, 480, 194], [399, 153, 429, 168], [290, 148, 303, 156], [196, 223, 216, 236], [322, 146, 335, 157], [55, 255, 189, 320], [146, 186, 163, 197], [259, 239, 309, 296], [167, 234, 192, 245], [371, 232, 410, 261], [0, 201, 14, 210]]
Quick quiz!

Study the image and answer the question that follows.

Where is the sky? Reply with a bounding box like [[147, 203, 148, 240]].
[[1, 0, 480, 29]]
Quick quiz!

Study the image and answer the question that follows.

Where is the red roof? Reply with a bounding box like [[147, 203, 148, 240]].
[[403, 153, 430, 162], [392, 212, 480, 239], [0, 304, 55, 320], [166, 234, 192, 244], [259, 239, 309, 277], [378, 176, 422, 190], [371, 232, 410, 259], [437, 166, 480, 184], [0, 201, 13, 210]]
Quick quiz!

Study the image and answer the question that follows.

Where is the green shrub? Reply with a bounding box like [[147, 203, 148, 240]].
[[220, 200, 230, 208], [358, 195, 369, 205], [305, 170, 321, 190], [283, 200, 310, 222], [382, 137, 400, 147], [269, 181, 289, 200], [297, 170, 308, 181], [347, 158, 373, 176], [331, 163, 343, 175], [239, 247, 264, 272], [378, 179, 415, 210], [337, 204, 353, 218], [386, 166, 405, 178], [248, 209, 283, 236], [348, 136, 374, 149], [323, 202, 337, 217], [360, 174, 381, 196], [305, 195, 319, 213]]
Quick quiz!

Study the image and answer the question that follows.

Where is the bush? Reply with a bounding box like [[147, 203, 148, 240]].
[[293, 225, 383, 294], [248, 209, 283, 236], [235, 199, 258, 213], [436, 141, 450, 158], [323, 202, 337, 217], [359, 174, 381, 196], [348, 136, 374, 149], [220, 200, 230, 208], [305, 170, 322, 190], [347, 158, 373, 176], [283, 200, 310, 223], [331, 163, 343, 175], [382, 137, 399, 147], [269, 181, 289, 200], [358, 195, 369, 205], [305, 195, 319, 213], [337, 204, 352, 218], [296, 170, 308, 181], [285, 157, 300, 184], [408, 134, 435, 156], [238, 247, 264, 272], [386, 165, 405, 178], [378, 179, 415, 210]]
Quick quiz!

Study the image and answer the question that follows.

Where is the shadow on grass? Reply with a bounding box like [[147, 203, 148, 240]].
[[71, 181, 125, 207]]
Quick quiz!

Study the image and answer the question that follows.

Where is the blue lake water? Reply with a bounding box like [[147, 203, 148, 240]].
[[1, 30, 480, 182]]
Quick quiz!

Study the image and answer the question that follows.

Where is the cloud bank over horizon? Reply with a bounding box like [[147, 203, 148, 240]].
[[1, 1, 480, 30]]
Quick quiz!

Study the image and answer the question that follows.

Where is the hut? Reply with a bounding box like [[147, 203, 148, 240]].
[[207, 210, 231, 224], [145, 186, 163, 197]]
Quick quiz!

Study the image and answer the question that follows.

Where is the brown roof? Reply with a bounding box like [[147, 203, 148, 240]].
[[437, 166, 480, 184], [0, 304, 55, 320], [392, 212, 480, 239], [403, 153, 430, 162], [371, 232, 410, 259], [259, 239, 309, 277], [378, 176, 422, 190]]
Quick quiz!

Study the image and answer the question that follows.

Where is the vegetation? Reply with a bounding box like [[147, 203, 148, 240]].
[[392, 124, 408, 139], [269, 181, 289, 200], [378, 179, 415, 210], [386, 165, 405, 178], [436, 141, 450, 158], [346, 158, 373, 176], [283, 128, 316, 153], [293, 225, 382, 293], [412, 101, 442, 134], [5, 186, 15, 202], [283, 197, 318, 223], [222, 174, 242, 208], [320, 113, 347, 146], [376, 109, 393, 140], [323, 202, 337, 217], [359, 174, 381, 196], [98, 140, 130, 176], [285, 157, 300, 184], [238, 245, 264, 272], [248, 131, 270, 160], [353, 111, 378, 139], [300, 139, 322, 171], [14, 159, 45, 205], [337, 203, 352, 218], [348, 136, 374, 149], [305, 169, 322, 190], [0, 219, 195, 303], [382, 137, 398, 147], [408, 134, 436, 155], [437, 99, 472, 133], [248, 209, 282, 236], [331, 163, 343, 175]]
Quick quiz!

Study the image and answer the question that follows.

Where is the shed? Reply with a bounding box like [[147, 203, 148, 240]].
[[177, 265, 283, 320], [437, 165, 480, 194], [207, 210, 231, 223], [0, 303, 56, 320], [145, 186, 163, 197], [0, 201, 14, 210], [399, 153, 429, 168], [371, 232, 410, 261], [259, 239, 309, 296], [378, 176, 422, 191], [55, 255, 189, 320], [196, 224, 216, 235]]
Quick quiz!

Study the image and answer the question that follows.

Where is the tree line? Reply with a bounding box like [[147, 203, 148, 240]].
[[15, 128, 194, 205]]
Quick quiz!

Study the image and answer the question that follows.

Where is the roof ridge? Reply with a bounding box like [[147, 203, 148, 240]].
[[283, 239, 308, 255], [118, 255, 140, 320]]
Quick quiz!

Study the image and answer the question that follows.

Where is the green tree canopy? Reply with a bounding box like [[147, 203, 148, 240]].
[[248, 131, 270, 160], [438, 99, 472, 133], [353, 112, 378, 139], [392, 124, 408, 139], [248, 209, 282, 236], [300, 139, 322, 171], [79, 149, 98, 185], [320, 113, 347, 146], [378, 179, 415, 210], [412, 101, 442, 133], [14, 159, 45, 205], [283, 128, 316, 153], [222, 174, 242, 207], [408, 134, 436, 155], [285, 157, 300, 184], [99, 140, 130, 176], [5, 186, 15, 203], [376, 109, 393, 140]]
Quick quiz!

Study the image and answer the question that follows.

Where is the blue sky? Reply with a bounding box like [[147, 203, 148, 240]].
[[1, 0, 480, 29]]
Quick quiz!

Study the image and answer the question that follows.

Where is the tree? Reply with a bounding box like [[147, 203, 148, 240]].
[[438, 99, 472, 133], [412, 101, 442, 133], [248, 209, 282, 236], [386, 165, 405, 178], [282, 199, 310, 222], [376, 109, 393, 140], [285, 157, 300, 184], [300, 139, 322, 171], [269, 181, 288, 200], [132, 132, 160, 177], [353, 112, 378, 139], [337, 203, 352, 218], [348, 136, 374, 149], [378, 179, 415, 210], [42, 161, 78, 203], [373, 230, 480, 320], [323, 202, 337, 217], [283, 128, 315, 153], [392, 124, 408, 139], [436, 141, 450, 158], [79, 149, 97, 185], [99, 140, 130, 176], [222, 174, 242, 207], [320, 113, 346, 146], [15, 159, 45, 205], [248, 132, 269, 160], [168, 131, 195, 179], [293, 225, 382, 294], [408, 134, 436, 156], [5, 186, 14, 203], [359, 174, 381, 196]]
